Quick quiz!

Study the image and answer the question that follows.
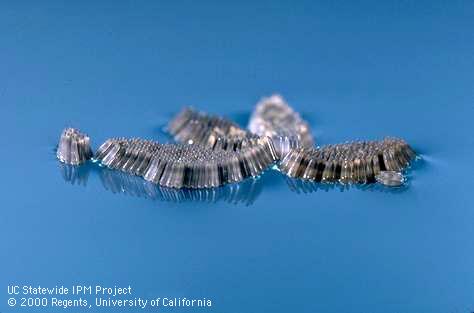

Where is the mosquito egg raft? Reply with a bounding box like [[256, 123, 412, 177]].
[[57, 128, 93, 165]]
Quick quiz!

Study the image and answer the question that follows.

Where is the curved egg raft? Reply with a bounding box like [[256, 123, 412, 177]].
[[93, 137, 277, 189], [248, 94, 314, 158], [279, 137, 416, 186], [56, 128, 93, 165]]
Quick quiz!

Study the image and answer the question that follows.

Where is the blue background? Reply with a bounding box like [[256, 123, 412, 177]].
[[1, 1, 473, 312]]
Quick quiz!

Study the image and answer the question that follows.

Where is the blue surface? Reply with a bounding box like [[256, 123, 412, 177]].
[[1, 1, 473, 312]]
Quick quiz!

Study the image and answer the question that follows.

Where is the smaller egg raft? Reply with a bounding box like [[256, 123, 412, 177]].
[[167, 107, 250, 146], [279, 137, 416, 186], [248, 94, 314, 156], [56, 128, 93, 165], [166, 104, 278, 157], [168, 101, 313, 160], [93, 137, 277, 189]]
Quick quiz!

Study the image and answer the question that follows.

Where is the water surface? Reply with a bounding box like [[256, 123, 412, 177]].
[[1, 1, 473, 312]]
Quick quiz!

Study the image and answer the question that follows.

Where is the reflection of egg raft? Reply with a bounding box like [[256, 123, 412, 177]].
[[56, 128, 93, 165], [279, 137, 416, 186], [375, 171, 405, 187], [98, 167, 263, 206]]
